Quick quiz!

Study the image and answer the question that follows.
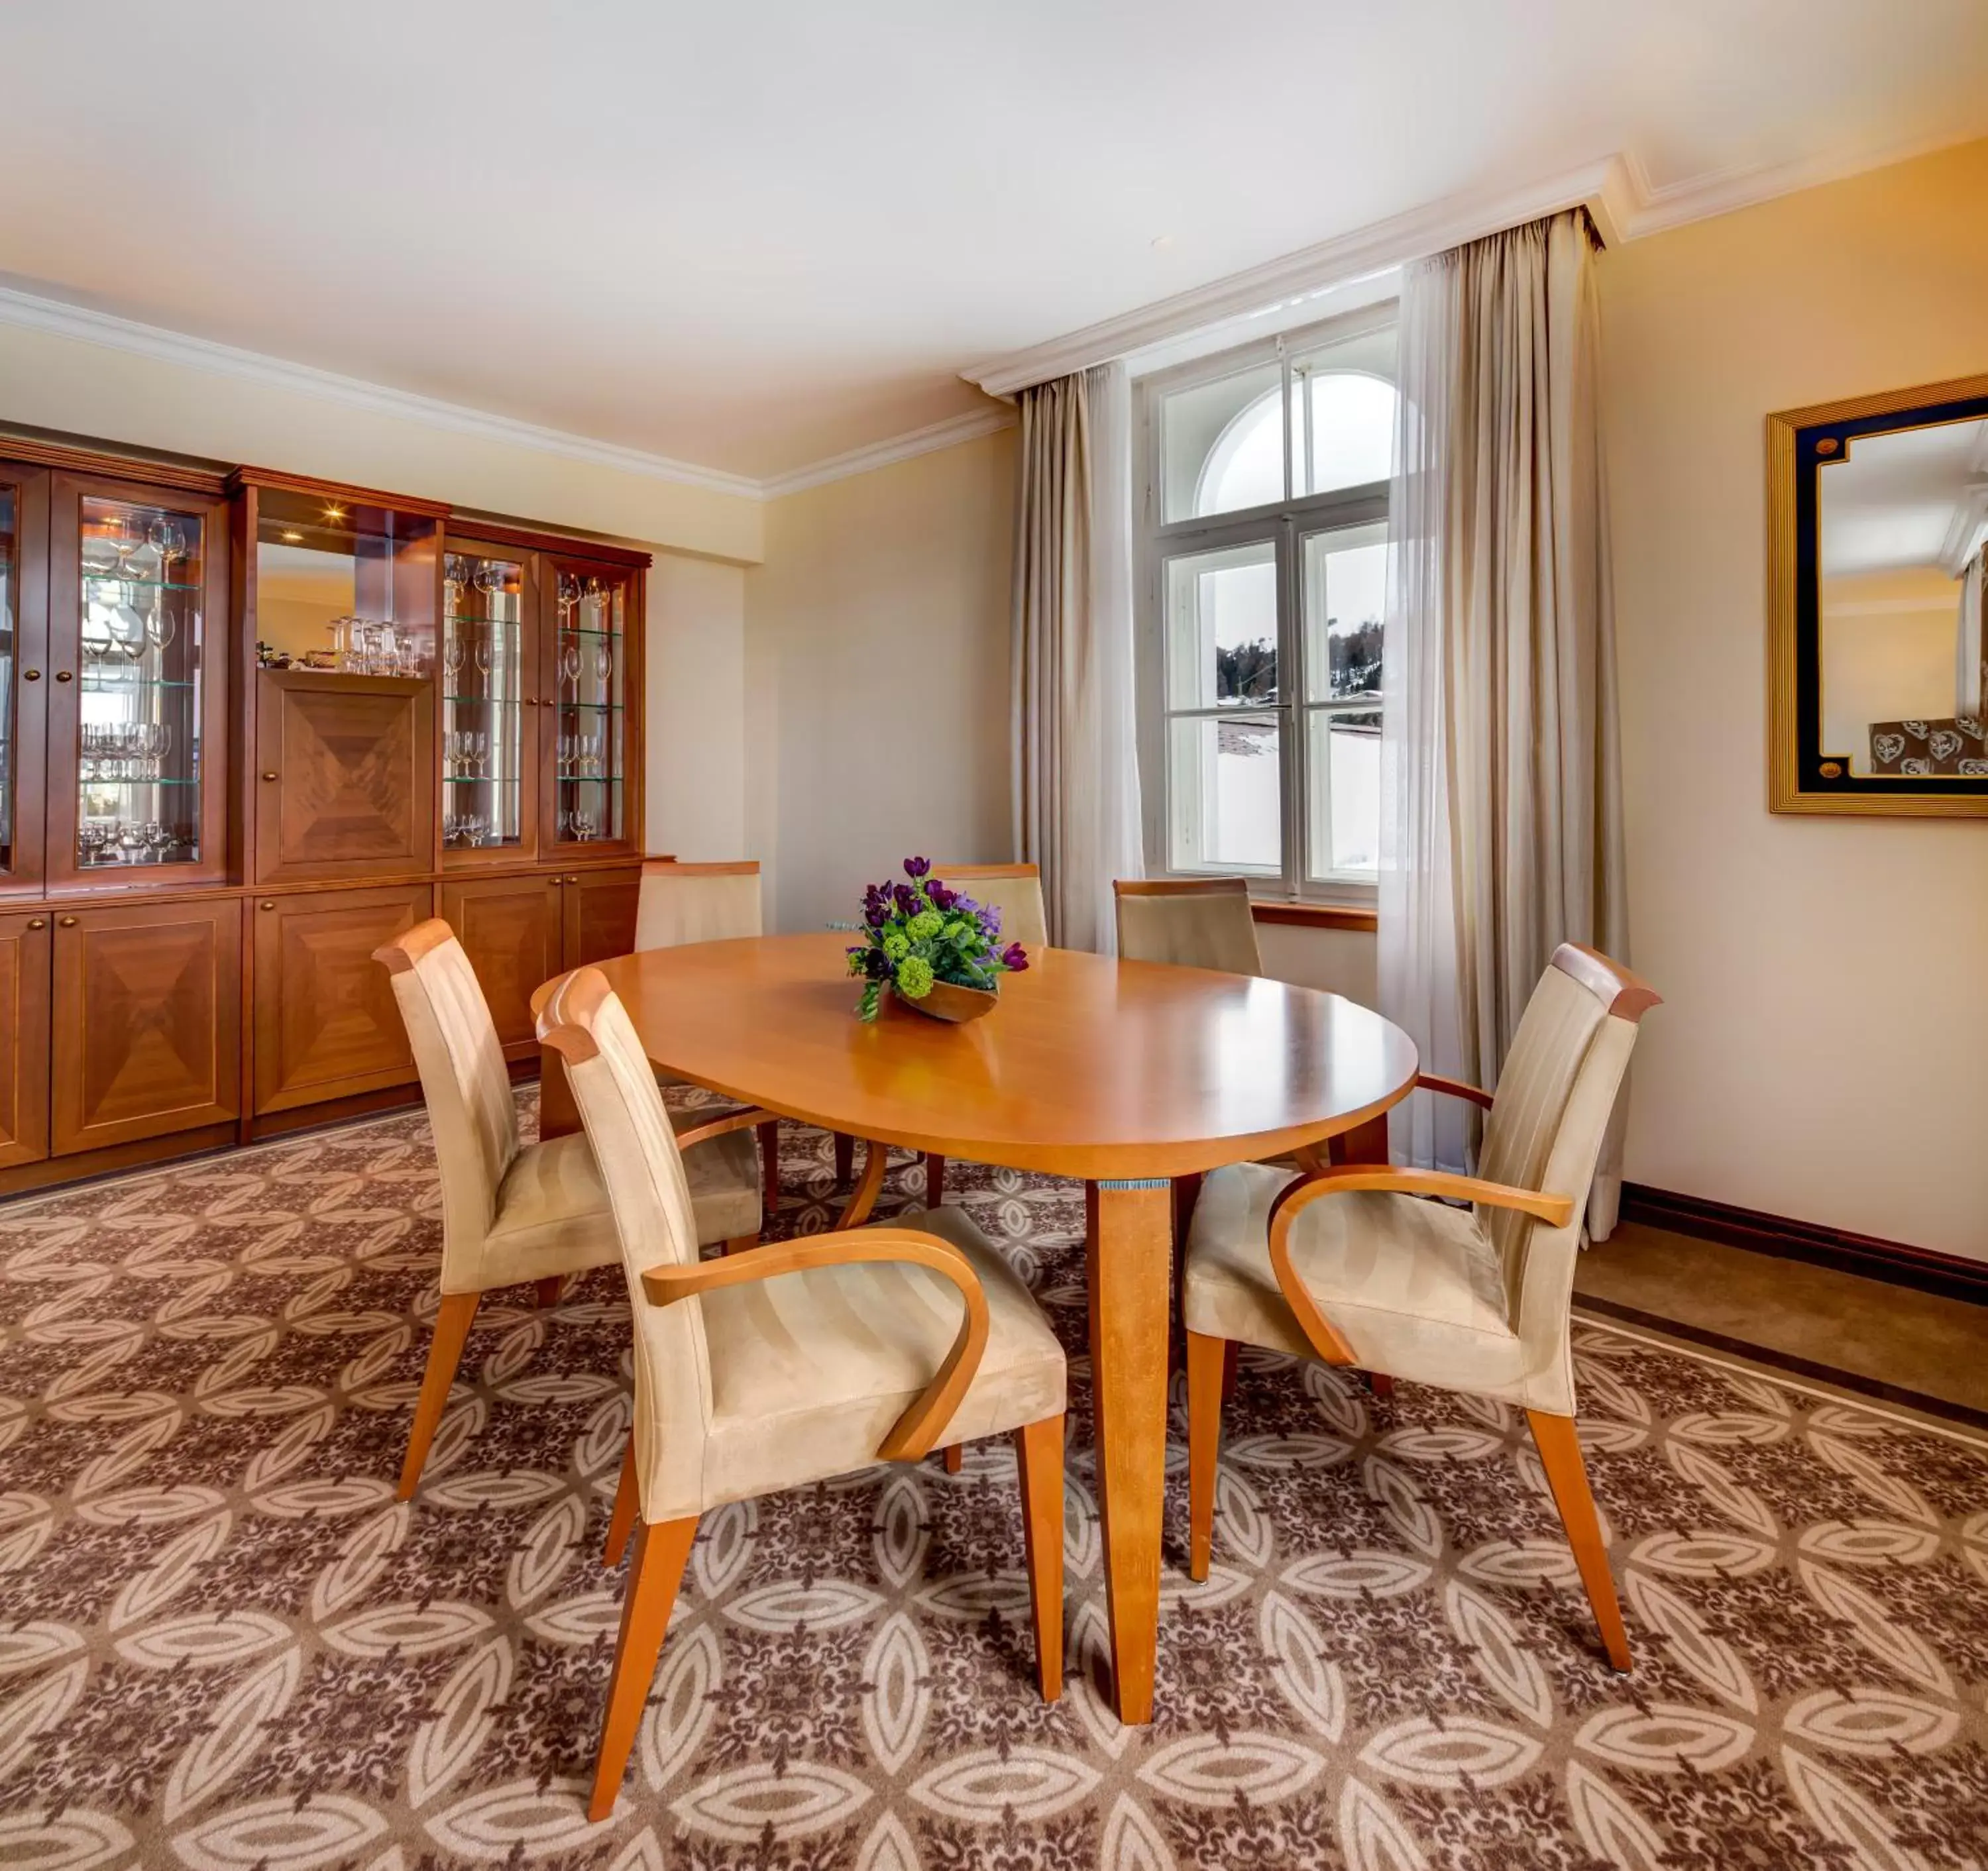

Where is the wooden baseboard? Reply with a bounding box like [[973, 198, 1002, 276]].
[[1620, 1182, 1988, 1307]]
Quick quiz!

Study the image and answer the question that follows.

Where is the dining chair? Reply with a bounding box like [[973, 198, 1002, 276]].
[[376, 920, 769, 1499], [909, 861, 1050, 1213], [634, 859, 781, 1216], [535, 965, 1070, 1821], [1113, 875, 1262, 975], [1181, 942, 1661, 1670]]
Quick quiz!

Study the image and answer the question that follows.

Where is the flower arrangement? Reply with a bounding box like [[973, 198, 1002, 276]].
[[846, 856, 1029, 1022]]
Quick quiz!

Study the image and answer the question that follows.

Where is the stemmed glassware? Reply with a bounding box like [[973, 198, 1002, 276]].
[[559, 641, 581, 694]]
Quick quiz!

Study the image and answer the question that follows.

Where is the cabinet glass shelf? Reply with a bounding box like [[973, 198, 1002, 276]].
[[442, 775, 522, 785], [82, 574, 201, 593], [556, 774, 624, 784], [81, 776, 201, 786], [443, 693, 523, 705]]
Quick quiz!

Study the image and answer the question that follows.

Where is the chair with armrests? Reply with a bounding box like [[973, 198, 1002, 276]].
[[537, 965, 1070, 1821], [376, 920, 771, 1499], [634, 859, 782, 1218], [1181, 942, 1661, 1670], [1113, 875, 1262, 976]]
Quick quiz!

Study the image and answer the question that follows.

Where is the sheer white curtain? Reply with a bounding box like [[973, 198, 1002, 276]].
[[1379, 208, 1631, 1232], [1012, 362, 1144, 952]]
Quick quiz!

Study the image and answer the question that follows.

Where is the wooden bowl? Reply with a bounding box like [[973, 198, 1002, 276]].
[[893, 978, 998, 1024]]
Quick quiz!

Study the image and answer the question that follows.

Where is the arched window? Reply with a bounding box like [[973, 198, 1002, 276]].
[[1193, 370, 1398, 518]]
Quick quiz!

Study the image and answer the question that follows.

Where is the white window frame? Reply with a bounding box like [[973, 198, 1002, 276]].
[[1133, 301, 1397, 908]]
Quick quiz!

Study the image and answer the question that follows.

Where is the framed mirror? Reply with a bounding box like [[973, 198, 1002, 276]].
[[1769, 372, 1988, 816]]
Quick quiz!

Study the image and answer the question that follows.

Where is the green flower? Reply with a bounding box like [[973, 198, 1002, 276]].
[[895, 955, 934, 998], [945, 919, 973, 944], [906, 909, 944, 942], [881, 929, 911, 961]]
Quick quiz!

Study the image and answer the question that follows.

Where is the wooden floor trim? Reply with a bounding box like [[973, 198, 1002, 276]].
[[1620, 1181, 1988, 1307]]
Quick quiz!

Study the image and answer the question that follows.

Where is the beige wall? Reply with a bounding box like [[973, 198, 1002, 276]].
[[1601, 136, 1988, 1259], [646, 555, 748, 859], [745, 430, 1018, 933]]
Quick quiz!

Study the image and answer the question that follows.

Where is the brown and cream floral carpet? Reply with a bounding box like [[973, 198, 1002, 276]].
[[2, 1095, 1986, 1870]]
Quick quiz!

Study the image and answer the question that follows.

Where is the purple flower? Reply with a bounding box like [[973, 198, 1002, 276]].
[[975, 904, 1003, 939], [903, 856, 931, 879], [893, 882, 919, 916], [1001, 942, 1030, 972], [863, 947, 893, 980], [926, 881, 958, 911]]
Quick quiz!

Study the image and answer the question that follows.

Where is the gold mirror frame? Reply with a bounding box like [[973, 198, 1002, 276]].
[[1767, 372, 1988, 817]]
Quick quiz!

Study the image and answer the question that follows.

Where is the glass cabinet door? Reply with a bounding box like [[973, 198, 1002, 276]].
[[0, 467, 48, 890], [67, 488, 216, 876], [441, 545, 534, 859], [547, 561, 630, 851]]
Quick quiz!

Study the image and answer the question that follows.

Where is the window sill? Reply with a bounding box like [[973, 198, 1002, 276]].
[[1250, 900, 1378, 934]]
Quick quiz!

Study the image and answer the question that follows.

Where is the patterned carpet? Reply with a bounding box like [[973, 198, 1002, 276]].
[[2, 1095, 1986, 1871]]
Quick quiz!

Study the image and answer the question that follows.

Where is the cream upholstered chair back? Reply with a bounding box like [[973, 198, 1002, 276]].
[[376, 920, 522, 1292], [938, 862, 1048, 950], [537, 966, 713, 1521], [1476, 945, 1659, 1389], [1114, 877, 1262, 975], [634, 860, 762, 952]]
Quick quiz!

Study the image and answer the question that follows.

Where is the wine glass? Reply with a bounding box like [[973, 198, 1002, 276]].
[[443, 554, 469, 614], [442, 632, 465, 686], [144, 600, 177, 653], [147, 519, 186, 578], [81, 534, 120, 578], [556, 572, 579, 626], [474, 633, 493, 686], [117, 822, 147, 863], [559, 642, 581, 693], [592, 639, 613, 686]]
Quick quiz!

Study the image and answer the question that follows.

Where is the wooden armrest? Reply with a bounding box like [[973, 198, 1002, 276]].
[[1264, 1164, 1576, 1369], [1415, 1072, 1494, 1110], [641, 1229, 989, 1463], [673, 1106, 779, 1151]]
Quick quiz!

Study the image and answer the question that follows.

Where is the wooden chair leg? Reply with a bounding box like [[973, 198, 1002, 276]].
[[1219, 1338, 1239, 1406], [941, 1444, 963, 1474], [588, 1514, 698, 1822], [398, 1291, 480, 1500], [1186, 1329, 1226, 1581], [1526, 1409, 1632, 1672], [757, 1118, 781, 1215], [1013, 1413, 1064, 1703], [924, 1152, 946, 1207], [1368, 1372, 1396, 1399], [603, 1433, 639, 1567], [534, 1275, 565, 1309], [722, 1234, 758, 1257], [833, 1132, 855, 1188]]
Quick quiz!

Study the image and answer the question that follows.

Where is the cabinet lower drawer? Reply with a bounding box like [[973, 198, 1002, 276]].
[[252, 884, 431, 1115], [51, 899, 242, 1155]]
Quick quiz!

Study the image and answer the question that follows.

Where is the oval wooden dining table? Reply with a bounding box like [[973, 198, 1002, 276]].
[[539, 929, 1419, 1723]]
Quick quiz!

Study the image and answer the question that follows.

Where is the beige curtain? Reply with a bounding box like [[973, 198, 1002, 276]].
[[1012, 363, 1143, 952], [1378, 207, 1631, 1234]]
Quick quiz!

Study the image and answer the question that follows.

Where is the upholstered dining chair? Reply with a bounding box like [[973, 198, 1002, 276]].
[[376, 920, 768, 1500], [1113, 875, 1262, 975], [1181, 943, 1661, 1670], [535, 965, 1070, 1821], [634, 859, 781, 1216]]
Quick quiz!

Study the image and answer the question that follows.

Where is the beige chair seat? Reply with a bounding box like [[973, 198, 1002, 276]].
[[700, 1204, 1066, 1509], [1184, 1160, 1533, 1400], [479, 1116, 760, 1293]]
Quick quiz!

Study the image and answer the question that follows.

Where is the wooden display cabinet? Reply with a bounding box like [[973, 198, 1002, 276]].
[[0, 438, 649, 1197]]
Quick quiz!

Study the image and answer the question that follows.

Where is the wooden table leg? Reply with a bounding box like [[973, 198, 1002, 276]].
[[538, 1044, 582, 1141], [1087, 1177, 1174, 1725]]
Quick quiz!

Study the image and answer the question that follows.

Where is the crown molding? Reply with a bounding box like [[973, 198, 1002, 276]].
[[962, 157, 1631, 397], [1616, 125, 1986, 239], [759, 407, 1017, 500], [0, 286, 765, 501]]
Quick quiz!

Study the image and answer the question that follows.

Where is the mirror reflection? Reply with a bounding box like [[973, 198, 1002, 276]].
[[1818, 415, 1987, 776]]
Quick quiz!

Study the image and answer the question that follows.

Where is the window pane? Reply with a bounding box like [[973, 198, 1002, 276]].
[[1300, 523, 1386, 704], [1160, 358, 1284, 521], [1169, 712, 1281, 873], [1164, 539, 1278, 710], [1306, 708, 1381, 879], [1288, 321, 1398, 499]]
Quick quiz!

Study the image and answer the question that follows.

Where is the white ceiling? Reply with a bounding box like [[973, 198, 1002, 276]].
[[2, 1, 1985, 482]]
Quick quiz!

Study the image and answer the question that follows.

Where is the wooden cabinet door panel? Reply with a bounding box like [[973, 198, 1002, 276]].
[[561, 866, 641, 969], [52, 900, 242, 1155], [252, 884, 431, 1115], [255, 672, 435, 884], [0, 909, 51, 1167], [439, 874, 562, 1061], [0, 464, 50, 897]]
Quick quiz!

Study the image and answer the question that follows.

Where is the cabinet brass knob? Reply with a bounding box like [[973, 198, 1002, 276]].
[[27, 918, 45, 930], [58, 916, 78, 928], [262, 771, 278, 782], [259, 900, 276, 911], [22, 669, 38, 682], [54, 670, 72, 683]]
